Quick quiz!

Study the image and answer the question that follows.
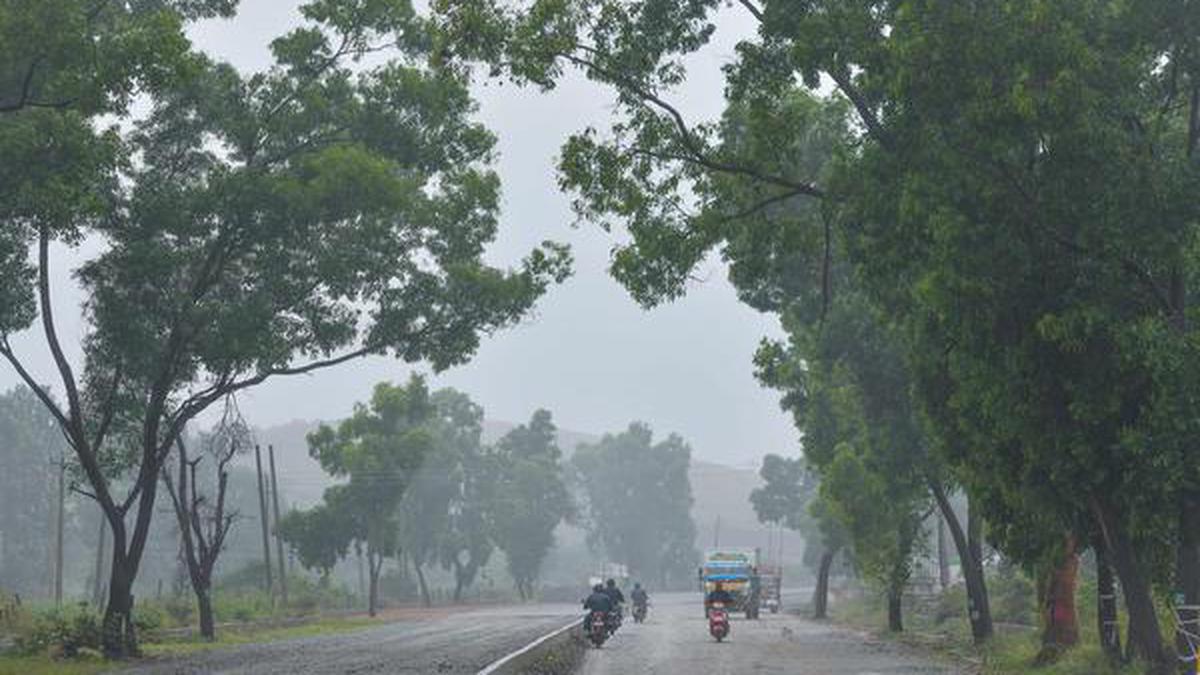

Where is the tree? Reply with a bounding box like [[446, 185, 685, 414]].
[[1, 0, 568, 656], [572, 423, 698, 588], [159, 398, 247, 640], [398, 388, 487, 607], [428, 390, 494, 603], [750, 454, 847, 620], [487, 410, 572, 600], [295, 377, 437, 616]]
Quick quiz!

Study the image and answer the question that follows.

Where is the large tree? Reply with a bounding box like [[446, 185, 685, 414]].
[[1, 0, 568, 657], [487, 410, 572, 600], [399, 387, 489, 606], [572, 423, 698, 588], [293, 376, 438, 616]]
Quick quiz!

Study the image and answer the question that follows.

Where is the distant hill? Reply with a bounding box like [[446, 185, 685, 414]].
[[251, 418, 807, 574]]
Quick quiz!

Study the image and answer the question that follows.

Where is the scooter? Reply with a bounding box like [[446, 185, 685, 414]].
[[708, 602, 730, 642], [588, 610, 609, 647], [632, 602, 648, 623]]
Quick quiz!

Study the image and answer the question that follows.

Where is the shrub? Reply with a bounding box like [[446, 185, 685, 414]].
[[990, 564, 1036, 626], [14, 605, 101, 657]]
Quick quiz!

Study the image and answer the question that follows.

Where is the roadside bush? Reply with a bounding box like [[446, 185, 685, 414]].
[[933, 583, 968, 624], [989, 564, 1036, 626], [160, 594, 194, 627], [14, 605, 101, 657], [214, 592, 272, 623]]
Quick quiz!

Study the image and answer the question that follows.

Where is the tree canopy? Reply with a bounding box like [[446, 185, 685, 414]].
[[572, 422, 697, 588]]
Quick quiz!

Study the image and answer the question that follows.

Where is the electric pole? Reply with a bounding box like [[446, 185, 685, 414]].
[[268, 445, 288, 606], [254, 445, 273, 596], [55, 458, 65, 606]]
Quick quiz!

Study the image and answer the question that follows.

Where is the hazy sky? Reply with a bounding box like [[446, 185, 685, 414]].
[[1, 2, 799, 468]]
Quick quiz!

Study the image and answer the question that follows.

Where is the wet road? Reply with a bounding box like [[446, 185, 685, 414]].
[[581, 592, 963, 675], [112, 603, 580, 675]]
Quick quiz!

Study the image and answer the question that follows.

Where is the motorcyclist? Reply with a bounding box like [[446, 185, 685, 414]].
[[604, 578, 625, 629], [705, 581, 735, 616], [582, 583, 614, 632], [631, 582, 649, 610]]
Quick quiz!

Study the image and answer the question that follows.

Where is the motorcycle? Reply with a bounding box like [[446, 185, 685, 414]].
[[607, 604, 623, 634], [588, 610, 610, 648], [632, 602, 648, 623], [708, 602, 730, 642]]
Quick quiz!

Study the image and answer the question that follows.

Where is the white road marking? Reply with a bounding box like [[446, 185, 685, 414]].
[[475, 618, 582, 675]]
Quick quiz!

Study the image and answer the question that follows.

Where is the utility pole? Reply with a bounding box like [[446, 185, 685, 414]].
[[93, 512, 107, 608], [55, 459, 65, 606], [254, 445, 273, 596], [268, 445, 288, 606]]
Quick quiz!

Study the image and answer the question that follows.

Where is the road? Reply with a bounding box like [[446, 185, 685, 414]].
[[581, 592, 963, 675], [112, 603, 580, 675]]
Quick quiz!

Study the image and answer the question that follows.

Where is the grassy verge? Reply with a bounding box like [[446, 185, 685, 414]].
[[0, 613, 386, 674], [825, 592, 1144, 675]]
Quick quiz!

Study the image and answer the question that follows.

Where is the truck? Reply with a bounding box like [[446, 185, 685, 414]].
[[699, 548, 759, 618], [757, 564, 783, 613]]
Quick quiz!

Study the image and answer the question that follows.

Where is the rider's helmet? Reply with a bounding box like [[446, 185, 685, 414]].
[[593, 583, 604, 593], [605, 578, 616, 588], [633, 582, 641, 590]]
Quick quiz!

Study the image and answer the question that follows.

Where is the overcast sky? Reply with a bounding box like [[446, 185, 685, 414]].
[[0, 2, 799, 468]]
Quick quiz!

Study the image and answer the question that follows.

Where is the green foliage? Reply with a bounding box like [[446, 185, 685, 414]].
[[13, 605, 101, 658], [487, 410, 573, 597], [572, 423, 697, 587], [285, 377, 436, 579]]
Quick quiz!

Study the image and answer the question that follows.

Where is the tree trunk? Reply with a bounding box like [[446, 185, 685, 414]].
[[1037, 534, 1080, 663], [886, 587, 903, 632], [102, 556, 138, 658], [937, 514, 951, 590], [196, 584, 215, 641], [413, 560, 431, 608], [1091, 496, 1170, 672], [366, 549, 380, 618], [1093, 535, 1122, 660], [452, 560, 466, 603], [100, 469, 161, 658], [931, 483, 993, 642], [93, 515, 107, 609], [813, 548, 835, 619]]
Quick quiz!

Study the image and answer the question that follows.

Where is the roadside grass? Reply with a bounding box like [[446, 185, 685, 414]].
[[140, 615, 383, 657], [0, 613, 385, 674], [825, 591, 1149, 675], [0, 652, 108, 675]]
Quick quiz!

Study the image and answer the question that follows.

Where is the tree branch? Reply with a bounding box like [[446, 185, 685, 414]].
[[562, 51, 825, 198], [0, 338, 72, 437], [736, 0, 764, 22], [37, 227, 85, 439]]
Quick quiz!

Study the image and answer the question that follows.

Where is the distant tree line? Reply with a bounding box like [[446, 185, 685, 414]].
[[279, 377, 700, 610]]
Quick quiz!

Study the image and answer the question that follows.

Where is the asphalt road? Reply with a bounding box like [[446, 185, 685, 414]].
[[111, 603, 581, 675], [580, 592, 963, 675]]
